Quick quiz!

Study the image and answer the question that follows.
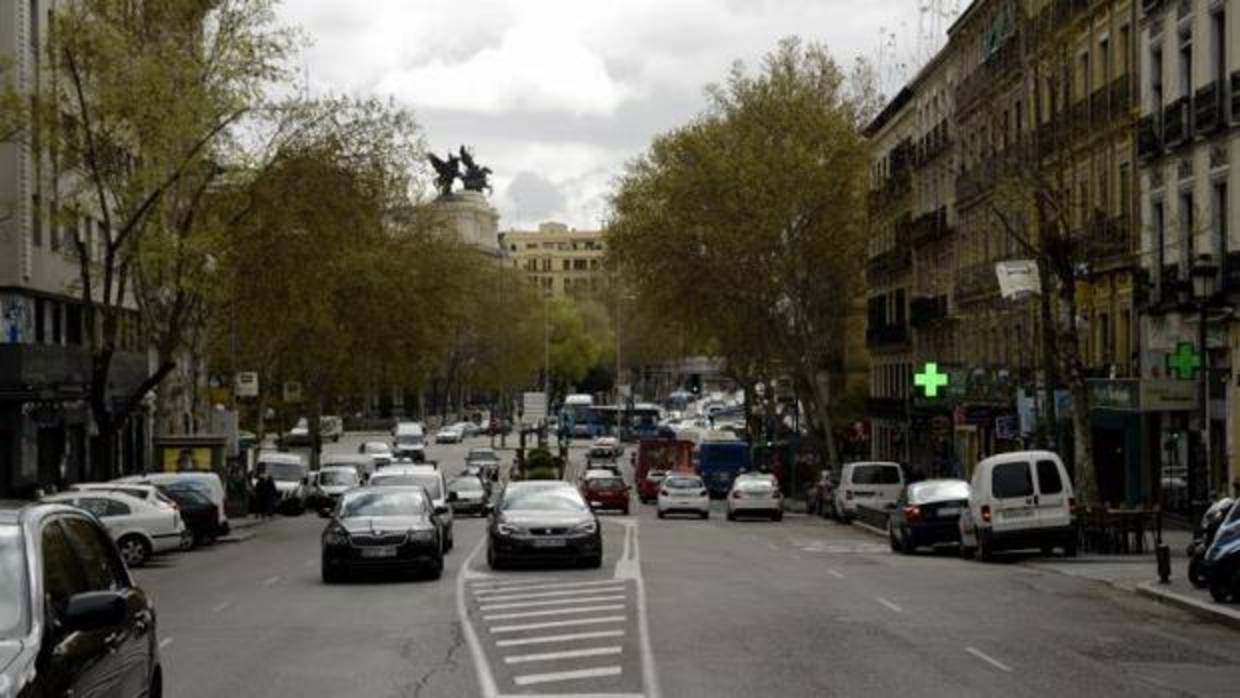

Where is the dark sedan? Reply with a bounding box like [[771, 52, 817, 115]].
[[448, 476, 489, 517], [487, 481, 602, 569], [158, 486, 220, 546], [888, 479, 972, 554], [321, 487, 445, 582], [0, 501, 163, 697]]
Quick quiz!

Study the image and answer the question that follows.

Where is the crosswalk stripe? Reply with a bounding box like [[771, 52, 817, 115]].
[[505, 646, 623, 664], [513, 666, 623, 686], [475, 579, 625, 595], [495, 630, 625, 648], [476, 586, 626, 603], [484, 604, 626, 622], [481, 595, 627, 612], [490, 616, 627, 634]]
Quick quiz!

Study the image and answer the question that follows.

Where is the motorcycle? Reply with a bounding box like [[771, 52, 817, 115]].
[[1202, 499, 1240, 603], [1188, 497, 1235, 588]]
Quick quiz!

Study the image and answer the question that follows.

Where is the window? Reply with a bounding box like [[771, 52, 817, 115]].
[[34, 298, 46, 343], [1213, 10, 1226, 88], [60, 517, 127, 592], [1181, 191, 1195, 262], [51, 301, 61, 344], [1153, 200, 1166, 270], [992, 461, 1034, 499], [31, 194, 42, 247], [1036, 460, 1064, 495], [1119, 163, 1131, 216], [1216, 181, 1229, 258], [1179, 31, 1192, 100], [1099, 37, 1111, 86], [1151, 47, 1163, 109], [562, 259, 570, 271], [50, 206, 60, 252], [41, 522, 85, 615], [1120, 26, 1131, 75]]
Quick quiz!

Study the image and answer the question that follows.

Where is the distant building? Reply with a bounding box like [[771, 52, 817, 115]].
[[504, 222, 611, 298]]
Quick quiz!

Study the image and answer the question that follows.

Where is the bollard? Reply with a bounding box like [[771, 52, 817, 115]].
[[1156, 543, 1171, 584]]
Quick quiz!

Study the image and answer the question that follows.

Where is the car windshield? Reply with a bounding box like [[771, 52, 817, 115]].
[[852, 465, 901, 485], [341, 491, 426, 517], [319, 470, 359, 487], [909, 481, 970, 504], [396, 434, 423, 445], [501, 487, 587, 512], [450, 478, 484, 493], [588, 478, 626, 491], [665, 477, 703, 489], [363, 443, 391, 453], [402, 474, 442, 499], [260, 462, 305, 481], [370, 475, 420, 487], [164, 488, 211, 506], [0, 526, 27, 639], [164, 480, 211, 496]]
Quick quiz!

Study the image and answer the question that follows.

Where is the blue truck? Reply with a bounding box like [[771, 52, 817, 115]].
[[697, 441, 750, 497]]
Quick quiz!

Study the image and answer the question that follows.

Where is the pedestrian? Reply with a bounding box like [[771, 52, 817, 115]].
[[257, 473, 277, 519]]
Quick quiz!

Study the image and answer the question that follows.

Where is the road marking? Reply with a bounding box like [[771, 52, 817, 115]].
[[513, 666, 623, 686], [876, 597, 903, 613], [262, 575, 281, 587], [484, 604, 627, 622], [481, 595, 627, 611], [159, 637, 173, 650], [612, 519, 661, 698], [471, 577, 568, 590], [504, 646, 623, 664], [495, 630, 626, 648], [211, 601, 232, 613], [458, 538, 500, 698], [490, 616, 627, 634], [765, 542, 778, 550], [966, 647, 1013, 673], [495, 694, 643, 698], [827, 569, 845, 579], [475, 580, 624, 595], [478, 586, 626, 603]]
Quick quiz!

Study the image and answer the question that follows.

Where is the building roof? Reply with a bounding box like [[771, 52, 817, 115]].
[[863, 86, 915, 138]]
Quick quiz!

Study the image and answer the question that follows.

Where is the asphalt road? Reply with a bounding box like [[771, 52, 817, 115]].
[[133, 431, 1240, 698]]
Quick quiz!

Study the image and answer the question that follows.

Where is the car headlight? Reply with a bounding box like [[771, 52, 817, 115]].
[[323, 526, 349, 545], [575, 520, 598, 535], [496, 523, 525, 536], [408, 528, 435, 542]]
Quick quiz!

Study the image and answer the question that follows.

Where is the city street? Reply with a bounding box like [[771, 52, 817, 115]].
[[123, 432, 1240, 698]]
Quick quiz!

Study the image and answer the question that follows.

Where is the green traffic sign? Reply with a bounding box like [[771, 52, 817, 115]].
[[915, 362, 949, 398], [1167, 341, 1202, 380]]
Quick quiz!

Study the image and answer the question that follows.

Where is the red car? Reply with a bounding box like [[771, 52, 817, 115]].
[[582, 476, 631, 514]]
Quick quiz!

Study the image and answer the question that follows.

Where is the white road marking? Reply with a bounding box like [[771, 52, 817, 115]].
[[458, 538, 500, 698], [876, 598, 903, 613], [513, 666, 623, 686], [471, 577, 567, 590], [827, 569, 845, 579], [481, 595, 627, 611], [490, 616, 627, 634], [475, 579, 624, 596], [262, 575, 281, 587], [765, 542, 778, 550], [484, 604, 627, 622], [159, 637, 173, 649], [478, 586, 626, 603], [612, 519, 662, 698], [495, 694, 643, 698], [211, 601, 232, 613], [495, 630, 626, 648], [966, 647, 1013, 673], [504, 646, 623, 664]]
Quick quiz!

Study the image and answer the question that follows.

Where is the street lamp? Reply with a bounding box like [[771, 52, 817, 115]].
[[1189, 253, 1220, 525]]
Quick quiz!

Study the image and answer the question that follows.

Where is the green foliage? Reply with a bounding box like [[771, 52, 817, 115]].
[[547, 297, 613, 400]]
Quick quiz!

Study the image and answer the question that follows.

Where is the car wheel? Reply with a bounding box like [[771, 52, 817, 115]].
[[426, 555, 444, 580], [1063, 537, 1078, 558], [1041, 545, 1055, 557], [1209, 573, 1232, 603], [446, 530, 455, 552], [487, 545, 504, 571], [322, 561, 346, 584], [118, 535, 151, 568], [583, 554, 603, 569]]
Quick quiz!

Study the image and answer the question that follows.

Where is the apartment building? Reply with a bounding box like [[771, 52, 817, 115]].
[[1, 0, 150, 496], [505, 222, 611, 298], [1137, 0, 1239, 507]]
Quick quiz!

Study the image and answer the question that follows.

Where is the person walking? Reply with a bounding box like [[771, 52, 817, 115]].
[[257, 473, 277, 519]]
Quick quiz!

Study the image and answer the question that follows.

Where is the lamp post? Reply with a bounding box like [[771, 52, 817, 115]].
[[1189, 253, 1220, 526]]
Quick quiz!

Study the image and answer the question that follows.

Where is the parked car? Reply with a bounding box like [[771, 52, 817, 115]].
[[321, 487, 445, 582], [487, 481, 602, 569], [658, 473, 710, 519], [117, 471, 230, 535], [887, 479, 971, 554], [455, 421, 480, 438], [958, 450, 1077, 561], [581, 475, 631, 514], [71, 482, 181, 515], [43, 490, 185, 567], [309, 466, 363, 514], [435, 425, 463, 444], [253, 452, 311, 515], [284, 417, 312, 446], [832, 461, 905, 523], [358, 440, 395, 470], [321, 453, 375, 480], [393, 421, 427, 461], [726, 475, 783, 521], [638, 468, 669, 503], [157, 486, 221, 547], [0, 501, 163, 696], [448, 476, 489, 517]]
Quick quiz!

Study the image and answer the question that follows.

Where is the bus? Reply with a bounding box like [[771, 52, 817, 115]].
[[562, 394, 595, 438], [585, 404, 663, 441]]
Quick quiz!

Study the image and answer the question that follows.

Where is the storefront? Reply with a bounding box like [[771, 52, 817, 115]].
[[1088, 378, 1195, 510]]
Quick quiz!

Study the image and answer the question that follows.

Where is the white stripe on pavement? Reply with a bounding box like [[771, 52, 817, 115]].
[[827, 569, 845, 579], [159, 637, 173, 650], [481, 595, 627, 612], [477, 586, 626, 603], [475, 580, 625, 596], [495, 694, 643, 698], [211, 601, 232, 613], [470, 577, 568, 590], [495, 630, 626, 648], [513, 666, 623, 686], [490, 616, 627, 634], [876, 598, 903, 613], [484, 604, 626, 622], [504, 646, 623, 665], [966, 647, 1013, 673]]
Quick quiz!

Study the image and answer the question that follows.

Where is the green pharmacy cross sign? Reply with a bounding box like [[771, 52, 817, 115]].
[[915, 362, 949, 398], [1167, 341, 1202, 380]]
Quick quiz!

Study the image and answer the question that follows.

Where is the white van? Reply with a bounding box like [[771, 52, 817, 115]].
[[833, 462, 904, 522], [393, 421, 427, 461], [958, 450, 1076, 560], [117, 472, 229, 534]]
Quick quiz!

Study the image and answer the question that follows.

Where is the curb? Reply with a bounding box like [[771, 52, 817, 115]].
[[217, 531, 256, 544], [852, 521, 888, 538], [1135, 581, 1240, 630]]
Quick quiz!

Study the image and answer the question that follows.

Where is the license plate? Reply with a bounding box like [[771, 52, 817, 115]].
[[938, 507, 960, 516], [362, 547, 397, 558], [590, 501, 603, 507], [1002, 509, 1033, 519], [532, 538, 567, 548]]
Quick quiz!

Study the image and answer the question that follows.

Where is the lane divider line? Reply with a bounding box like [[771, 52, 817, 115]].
[[262, 575, 281, 587], [495, 630, 626, 648], [480, 595, 628, 612], [504, 646, 623, 665], [484, 604, 627, 622], [475, 580, 625, 595], [458, 537, 499, 698], [827, 569, 845, 579], [876, 598, 903, 613], [513, 666, 623, 686], [966, 647, 1013, 673], [211, 601, 232, 613]]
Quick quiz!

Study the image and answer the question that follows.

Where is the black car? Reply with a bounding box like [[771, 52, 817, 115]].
[[157, 486, 220, 546], [888, 479, 972, 554], [0, 501, 163, 696], [448, 476, 489, 517], [321, 487, 445, 582], [487, 481, 602, 569]]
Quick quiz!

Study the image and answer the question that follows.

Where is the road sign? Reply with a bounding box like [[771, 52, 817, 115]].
[[915, 362, 949, 398], [522, 392, 547, 424], [235, 372, 259, 398], [1167, 341, 1201, 380]]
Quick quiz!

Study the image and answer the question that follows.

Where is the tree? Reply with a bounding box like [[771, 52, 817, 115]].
[[545, 297, 613, 405], [608, 38, 872, 465]]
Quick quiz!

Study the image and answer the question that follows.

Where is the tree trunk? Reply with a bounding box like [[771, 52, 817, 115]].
[[1062, 288, 1099, 506], [309, 397, 322, 470], [1037, 246, 1059, 451]]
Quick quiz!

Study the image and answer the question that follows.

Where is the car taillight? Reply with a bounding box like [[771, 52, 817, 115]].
[[904, 505, 921, 522], [981, 505, 992, 523]]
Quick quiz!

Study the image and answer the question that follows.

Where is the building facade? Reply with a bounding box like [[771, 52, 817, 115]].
[[505, 222, 611, 298]]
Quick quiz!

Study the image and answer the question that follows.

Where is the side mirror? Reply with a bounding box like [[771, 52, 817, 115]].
[[62, 591, 126, 633]]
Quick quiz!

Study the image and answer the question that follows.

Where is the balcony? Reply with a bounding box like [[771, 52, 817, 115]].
[[1141, 0, 1163, 15], [1137, 113, 1163, 159], [954, 34, 1021, 112], [1194, 81, 1222, 135], [910, 294, 949, 328], [1163, 97, 1191, 147], [911, 206, 952, 245], [954, 261, 999, 299], [865, 324, 911, 350]]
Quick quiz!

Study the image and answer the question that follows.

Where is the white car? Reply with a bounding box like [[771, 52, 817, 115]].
[[726, 476, 783, 521], [582, 468, 621, 482], [44, 489, 185, 567], [310, 466, 362, 514], [117, 472, 229, 534], [358, 440, 395, 469], [658, 473, 710, 519], [959, 450, 1077, 561], [368, 465, 455, 550], [254, 452, 311, 514], [833, 462, 905, 523], [435, 425, 463, 444], [321, 453, 375, 480]]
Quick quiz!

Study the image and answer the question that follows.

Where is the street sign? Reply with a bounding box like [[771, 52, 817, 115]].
[[235, 372, 259, 398], [522, 392, 547, 424], [995, 260, 1041, 300], [1167, 341, 1201, 380], [914, 362, 949, 398]]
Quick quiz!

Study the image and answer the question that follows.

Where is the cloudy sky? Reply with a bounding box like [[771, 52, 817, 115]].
[[275, 0, 957, 230]]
